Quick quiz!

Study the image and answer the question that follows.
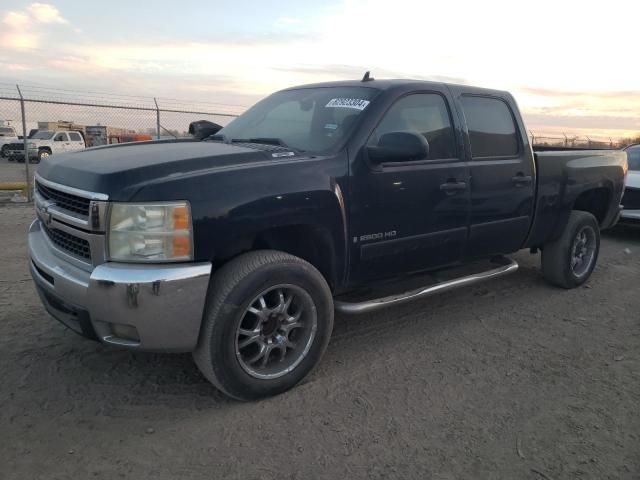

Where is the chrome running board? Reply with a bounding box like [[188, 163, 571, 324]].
[[335, 257, 518, 315]]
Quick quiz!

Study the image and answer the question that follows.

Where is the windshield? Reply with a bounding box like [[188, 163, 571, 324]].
[[627, 145, 640, 171], [31, 130, 54, 140], [217, 86, 379, 154], [0, 127, 14, 136]]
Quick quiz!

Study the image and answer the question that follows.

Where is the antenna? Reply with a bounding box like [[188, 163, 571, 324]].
[[362, 71, 374, 82]]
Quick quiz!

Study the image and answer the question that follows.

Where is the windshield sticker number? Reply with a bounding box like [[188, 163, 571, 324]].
[[325, 98, 370, 111]]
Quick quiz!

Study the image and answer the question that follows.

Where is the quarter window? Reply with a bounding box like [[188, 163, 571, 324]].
[[371, 93, 456, 160], [69, 132, 82, 142], [461, 96, 519, 158]]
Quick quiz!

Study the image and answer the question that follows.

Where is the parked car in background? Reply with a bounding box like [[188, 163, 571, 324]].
[[0, 125, 19, 158], [621, 144, 640, 222], [5, 130, 86, 163]]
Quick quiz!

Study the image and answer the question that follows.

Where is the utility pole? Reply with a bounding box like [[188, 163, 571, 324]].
[[16, 84, 31, 202], [154, 98, 160, 140]]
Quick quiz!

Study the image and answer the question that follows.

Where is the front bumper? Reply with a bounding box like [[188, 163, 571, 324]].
[[28, 219, 212, 352], [6, 148, 37, 159]]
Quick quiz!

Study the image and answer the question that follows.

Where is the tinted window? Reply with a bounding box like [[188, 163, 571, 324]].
[[371, 93, 456, 159], [54, 133, 68, 141], [69, 132, 82, 142], [626, 145, 640, 171], [461, 96, 519, 158]]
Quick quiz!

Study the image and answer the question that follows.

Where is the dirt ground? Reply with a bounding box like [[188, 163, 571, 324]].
[[0, 203, 638, 480]]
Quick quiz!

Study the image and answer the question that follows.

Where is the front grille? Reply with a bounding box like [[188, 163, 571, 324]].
[[7, 142, 24, 150], [36, 181, 91, 217], [622, 187, 640, 210], [42, 223, 91, 260]]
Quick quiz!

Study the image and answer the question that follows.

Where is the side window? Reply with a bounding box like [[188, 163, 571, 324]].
[[54, 133, 68, 142], [460, 96, 519, 158], [68, 132, 82, 142], [371, 93, 456, 160]]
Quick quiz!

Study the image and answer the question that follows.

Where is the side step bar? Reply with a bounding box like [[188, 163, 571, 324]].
[[335, 257, 519, 315]]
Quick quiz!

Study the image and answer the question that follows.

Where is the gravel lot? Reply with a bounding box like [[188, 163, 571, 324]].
[[1, 203, 638, 480]]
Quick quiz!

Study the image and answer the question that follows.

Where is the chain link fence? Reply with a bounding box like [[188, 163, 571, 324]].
[[528, 131, 630, 150], [1, 81, 637, 201], [0, 82, 243, 200]]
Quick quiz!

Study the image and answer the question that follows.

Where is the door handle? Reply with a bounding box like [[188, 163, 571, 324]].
[[511, 174, 532, 186], [440, 181, 467, 194]]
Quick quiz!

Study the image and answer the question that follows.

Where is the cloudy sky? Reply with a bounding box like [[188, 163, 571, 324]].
[[0, 0, 638, 139]]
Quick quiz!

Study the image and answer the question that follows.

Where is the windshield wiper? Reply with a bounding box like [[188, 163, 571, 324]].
[[230, 137, 289, 148]]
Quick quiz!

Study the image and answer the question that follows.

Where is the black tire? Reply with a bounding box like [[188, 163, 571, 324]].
[[193, 250, 334, 401], [542, 211, 600, 289], [0, 145, 7, 158], [7, 156, 15, 162]]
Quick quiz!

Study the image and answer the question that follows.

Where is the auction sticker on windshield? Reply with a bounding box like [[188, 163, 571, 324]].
[[325, 98, 370, 110]]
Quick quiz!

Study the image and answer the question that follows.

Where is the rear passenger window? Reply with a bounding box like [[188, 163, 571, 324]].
[[461, 96, 519, 158], [372, 93, 456, 160], [69, 132, 82, 142]]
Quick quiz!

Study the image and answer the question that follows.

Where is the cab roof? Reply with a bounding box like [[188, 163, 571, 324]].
[[280, 78, 510, 97]]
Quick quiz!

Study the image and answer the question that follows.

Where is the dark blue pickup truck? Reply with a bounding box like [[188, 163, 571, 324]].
[[29, 77, 628, 400]]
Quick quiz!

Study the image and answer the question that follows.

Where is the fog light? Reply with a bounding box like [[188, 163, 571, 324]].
[[111, 323, 140, 342]]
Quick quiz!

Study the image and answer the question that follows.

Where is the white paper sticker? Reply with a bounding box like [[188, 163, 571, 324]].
[[325, 98, 370, 111]]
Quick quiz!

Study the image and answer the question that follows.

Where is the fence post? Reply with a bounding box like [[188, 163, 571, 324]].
[[16, 84, 31, 202], [154, 98, 160, 140]]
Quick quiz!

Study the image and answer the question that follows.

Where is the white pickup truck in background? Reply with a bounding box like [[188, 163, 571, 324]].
[[0, 125, 20, 158], [5, 130, 86, 163]]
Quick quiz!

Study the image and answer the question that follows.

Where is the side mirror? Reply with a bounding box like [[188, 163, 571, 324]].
[[189, 120, 223, 140], [367, 131, 430, 164]]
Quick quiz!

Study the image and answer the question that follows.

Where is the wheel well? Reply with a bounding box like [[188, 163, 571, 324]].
[[572, 187, 610, 226], [39, 147, 52, 153], [252, 225, 336, 290], [211, 225, 337, 291]]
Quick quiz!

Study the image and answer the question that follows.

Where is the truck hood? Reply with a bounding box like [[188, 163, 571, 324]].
[[37, 140, 284, 200]]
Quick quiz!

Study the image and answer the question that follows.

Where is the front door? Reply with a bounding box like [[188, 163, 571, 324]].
[[349, 92, 470, 283], [456, 94, 535, 257], [53, 132, 68, 154]]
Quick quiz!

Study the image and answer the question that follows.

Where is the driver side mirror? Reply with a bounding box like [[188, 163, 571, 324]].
[[189, 120, 223, 140], [367, 131, 430, 164]]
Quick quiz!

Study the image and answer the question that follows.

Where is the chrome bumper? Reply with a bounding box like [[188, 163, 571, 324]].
[[28, 219, 212, 352]]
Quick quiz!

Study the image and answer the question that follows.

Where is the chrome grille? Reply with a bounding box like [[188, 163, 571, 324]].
[[36, 180, 92, 217], [622, 187, 640, 210], [42, 223, 91, 260]]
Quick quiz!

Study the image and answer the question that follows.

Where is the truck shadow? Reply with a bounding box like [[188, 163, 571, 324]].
[[603, 223, 640, 244]]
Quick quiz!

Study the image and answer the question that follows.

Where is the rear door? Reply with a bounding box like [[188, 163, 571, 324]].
[[349, 91, 470, 283], [455, 94, 534, 257]]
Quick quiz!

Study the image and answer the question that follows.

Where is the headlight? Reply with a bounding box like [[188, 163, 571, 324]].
[[108, 202, 193, 262], [27, 142, 36, 148]]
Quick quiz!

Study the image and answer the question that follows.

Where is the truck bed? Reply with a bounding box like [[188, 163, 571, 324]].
[[524, 149, 627, 248]]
